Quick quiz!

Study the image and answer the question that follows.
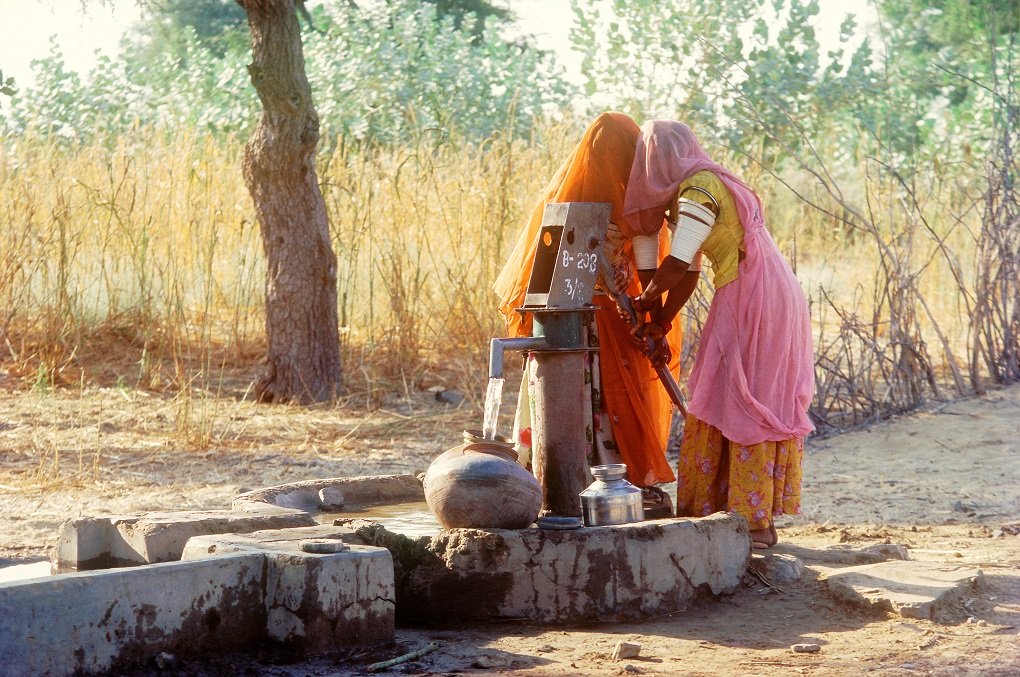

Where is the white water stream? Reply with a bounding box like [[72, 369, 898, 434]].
[[481, 376, 505, 440]]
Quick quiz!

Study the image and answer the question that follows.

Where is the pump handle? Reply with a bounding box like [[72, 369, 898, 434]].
[[596, 251, 688, 417]]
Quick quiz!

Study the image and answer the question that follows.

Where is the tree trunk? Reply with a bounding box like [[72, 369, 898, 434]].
[[237, 0, 343, 403]]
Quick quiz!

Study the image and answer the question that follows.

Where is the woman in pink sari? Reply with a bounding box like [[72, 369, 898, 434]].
[[622, 120, 815, 549]]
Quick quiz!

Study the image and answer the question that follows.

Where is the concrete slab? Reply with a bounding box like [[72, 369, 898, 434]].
[[184, 529, 396, 649], [336, 512, 750, 623], [183, 524, 357, 554], [233, 474, 424, 513], [0, 553, 265, 677], [54, 508, 315, 571], [2, 523, 396, 676], [824, 560, 985, 622], [263, 547, 394, 647]]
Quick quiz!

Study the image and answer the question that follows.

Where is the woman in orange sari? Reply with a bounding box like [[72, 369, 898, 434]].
[[493, 112, 681, 497]]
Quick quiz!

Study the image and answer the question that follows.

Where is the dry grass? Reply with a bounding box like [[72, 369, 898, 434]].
[[0, 124, 574, 392], [0, 116, 1015, 471], [0, 363, 486, 493]]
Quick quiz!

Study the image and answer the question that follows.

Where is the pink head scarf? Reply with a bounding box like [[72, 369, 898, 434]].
[[623, 120, 765, 239]]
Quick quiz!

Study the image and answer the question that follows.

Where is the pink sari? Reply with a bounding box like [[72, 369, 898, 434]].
[[623, 120, 814, 446]]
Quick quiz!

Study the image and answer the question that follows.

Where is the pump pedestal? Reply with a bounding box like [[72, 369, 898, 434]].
[[493, 202, 610, 518]]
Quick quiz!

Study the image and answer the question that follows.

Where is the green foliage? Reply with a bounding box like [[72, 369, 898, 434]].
[[869, 0, 1020, 157], [305, 1, 573, 145], [568, 0, 874, 163], [567, 0, 1017, 168], [719, 0, 875, 164], [0, 70, 15, 101], [133, 0, 249, 60], [7, 40, 91, 138], [0, 0, 574, 147], [2, 34, 255, 139], [422, 0, 512, 42]]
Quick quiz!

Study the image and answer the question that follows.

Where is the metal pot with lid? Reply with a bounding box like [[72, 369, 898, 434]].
[[579, 463, 644, 526]]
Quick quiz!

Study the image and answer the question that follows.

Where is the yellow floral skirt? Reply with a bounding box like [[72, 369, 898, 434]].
[[676, 415, 803, 530]]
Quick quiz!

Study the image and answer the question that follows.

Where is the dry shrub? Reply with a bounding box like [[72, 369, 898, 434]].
[[969, 70, 1020, 390]]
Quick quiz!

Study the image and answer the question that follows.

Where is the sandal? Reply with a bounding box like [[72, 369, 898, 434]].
[[641, 486, 674, 519]]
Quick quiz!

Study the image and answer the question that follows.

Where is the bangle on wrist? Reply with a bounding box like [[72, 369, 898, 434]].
[[632, 294, 650, 315], [653, 316, 672, 334]]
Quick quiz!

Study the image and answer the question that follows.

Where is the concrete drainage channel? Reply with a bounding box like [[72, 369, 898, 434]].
[[0, 474, 750, 676]]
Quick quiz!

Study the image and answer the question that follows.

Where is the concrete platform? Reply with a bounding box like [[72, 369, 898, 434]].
[[53, 474, 424, 573], [1, 530, 395, 676], [4, 474, 752, 673], [183, 528, 394, 647], [335, 511, 750, 623], [0, 553, 265, 677]]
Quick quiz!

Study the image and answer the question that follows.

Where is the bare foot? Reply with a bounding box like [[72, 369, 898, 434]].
[[749, 527, 773, 549]]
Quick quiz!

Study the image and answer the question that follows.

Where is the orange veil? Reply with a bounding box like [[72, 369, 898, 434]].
[[492, 112, 679, 486]]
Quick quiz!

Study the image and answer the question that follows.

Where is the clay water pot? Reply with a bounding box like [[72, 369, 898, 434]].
[[423, 430, 542, 529]]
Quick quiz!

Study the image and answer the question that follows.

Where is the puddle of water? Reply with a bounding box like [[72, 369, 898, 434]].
[[319, 501, 442, 539], [0, 560, 51, 584]]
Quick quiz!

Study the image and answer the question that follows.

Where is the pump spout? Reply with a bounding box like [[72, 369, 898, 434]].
[[489, 337, 548, 379]]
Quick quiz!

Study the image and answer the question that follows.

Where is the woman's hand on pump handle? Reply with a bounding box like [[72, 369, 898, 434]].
[[613, 292, 669, 368], [632, 317, 672, 369], [606, 252, 673, 367]]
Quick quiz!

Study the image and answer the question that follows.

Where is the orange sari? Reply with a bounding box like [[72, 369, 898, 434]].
[[493, 112, 679, 487]]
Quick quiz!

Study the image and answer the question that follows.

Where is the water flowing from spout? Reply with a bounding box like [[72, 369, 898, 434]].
[[482, 376, 505, 440]]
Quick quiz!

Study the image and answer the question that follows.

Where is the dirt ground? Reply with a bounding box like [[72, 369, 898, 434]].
[[1, 371, 1018, 676]]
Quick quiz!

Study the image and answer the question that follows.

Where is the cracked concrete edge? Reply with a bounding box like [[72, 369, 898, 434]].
[[262, 546, 395, 646], [783, 541, 911, 566], [0, 552, 266, 677], [183, 528, 397, 647], [52, 473, 425, 573], [4, 532, 399, 675], [54, 508, 316, 572], [823, 562, 987, 622], [181, 524, 361, 558]]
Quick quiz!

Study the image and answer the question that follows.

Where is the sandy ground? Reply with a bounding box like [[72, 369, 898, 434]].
[[0, 373, 1018, 676]]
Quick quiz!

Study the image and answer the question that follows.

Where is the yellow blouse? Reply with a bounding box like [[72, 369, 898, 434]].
[[676, 171, 744, 288]]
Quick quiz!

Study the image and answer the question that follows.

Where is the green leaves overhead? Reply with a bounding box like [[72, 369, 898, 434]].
[[1, 0, 574, 146], [870, 0, 1019, 150], [566, 0, 1014, 168], [304, 1, 573, 145], [569, 0, 873, 162], [4, 0, 1012, 167], [0, 70, 15, 99]]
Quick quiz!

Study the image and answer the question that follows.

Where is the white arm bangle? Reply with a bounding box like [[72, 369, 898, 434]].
[[669, 199, 715, 264], [687, 250, 703, 272], [631, 233, 660, 270]]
